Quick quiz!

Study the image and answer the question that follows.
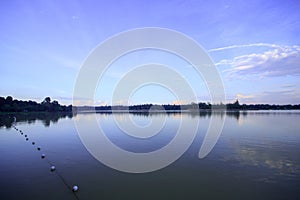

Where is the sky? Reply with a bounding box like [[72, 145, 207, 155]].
[[0, 0, 300, 105]]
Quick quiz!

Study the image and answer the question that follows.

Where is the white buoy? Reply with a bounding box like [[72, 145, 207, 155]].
[[37, 147, 41, 151], [72, 185, 79, 192], [50, 166, 56, 171], [26, 138, 29, 141], [41, 154, 45, 159], [32, 142, 35, 145]]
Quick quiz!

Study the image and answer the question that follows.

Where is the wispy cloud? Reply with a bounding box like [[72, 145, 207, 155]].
[[95, 100, 108, 106], [281, 84, 295, 88], [234, 89, 300, 104], [237, 93, 254, 100], [171, 100, 187, 105], [256, 89, 300, 104], [214, 44, 300, 78], [208, 43, 282, 52]]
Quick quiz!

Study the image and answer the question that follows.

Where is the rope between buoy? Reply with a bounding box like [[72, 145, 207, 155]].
[[12, 120, 80, 200], [44, 158, 80, 200]]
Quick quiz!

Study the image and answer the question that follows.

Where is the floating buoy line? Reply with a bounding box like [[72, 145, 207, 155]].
[[11, 116, 80, 200]]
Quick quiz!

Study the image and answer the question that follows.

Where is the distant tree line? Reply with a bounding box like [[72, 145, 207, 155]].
[[226, 100, 300, 110], [94, 99, 300, 112], [1, 96, 299, 113], [0, 96, 72, 112]]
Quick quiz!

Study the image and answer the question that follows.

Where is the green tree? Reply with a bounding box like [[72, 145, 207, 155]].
[[6, 96, 13, 104], [43, 97, 51, 104]]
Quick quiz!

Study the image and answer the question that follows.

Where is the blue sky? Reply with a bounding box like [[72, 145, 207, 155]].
[[1, 0, 300, 105]]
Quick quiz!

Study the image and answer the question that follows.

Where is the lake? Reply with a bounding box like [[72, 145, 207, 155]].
[[0, 111, 299, 200]]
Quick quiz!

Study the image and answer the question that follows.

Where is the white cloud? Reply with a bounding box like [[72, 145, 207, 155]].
[[208, 43, 282, 52], [256, 89, 300, 104], [231, 89, 300, 105], [171, 100, 187, 105], [95, 100, 108, 106], [236, 93, 254, 100], [215, 44, 300, 78]]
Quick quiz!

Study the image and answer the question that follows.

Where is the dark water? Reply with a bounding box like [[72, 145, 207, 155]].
[[0, 111, 299, 200]]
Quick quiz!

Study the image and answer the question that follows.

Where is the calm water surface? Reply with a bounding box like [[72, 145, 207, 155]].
[[0, 111, 299, 200]]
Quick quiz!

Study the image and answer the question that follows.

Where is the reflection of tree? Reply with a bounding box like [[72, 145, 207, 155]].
[[94, 110, 247, 121], [226, 111, 240, 120], [42, 118, 51, 127], [0, 112, 75, 129]]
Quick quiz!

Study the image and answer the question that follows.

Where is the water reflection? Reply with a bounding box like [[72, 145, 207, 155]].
[[0, 111, 299, 199], [0, 112, 75, 128], [222, 141, 300, 182], [4, 110, 299, 129], [94, 110, 245, 120]]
